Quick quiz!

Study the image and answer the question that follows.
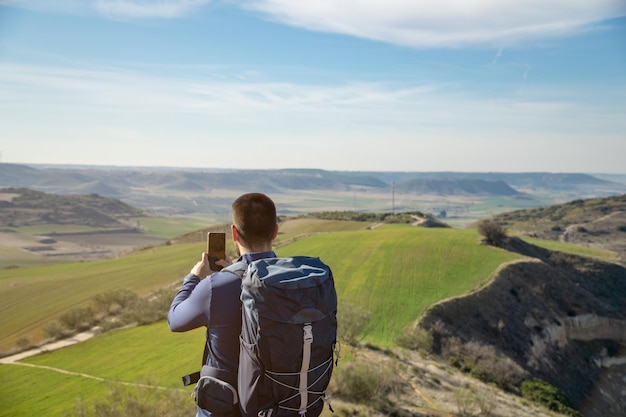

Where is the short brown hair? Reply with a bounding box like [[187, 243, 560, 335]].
[[232, 193, 277, 248]]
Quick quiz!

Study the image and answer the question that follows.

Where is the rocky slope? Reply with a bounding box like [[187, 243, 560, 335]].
[[419, 237, 626, 416]]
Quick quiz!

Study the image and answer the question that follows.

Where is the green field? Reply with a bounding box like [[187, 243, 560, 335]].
[[14, 216, 217, 240], [0, 246, 63, 270], [0, 241, 207, 352], [1, 322, 201, 417], [521, 236, 619, 262], [0, 223, 525, 416], [134, 216, 216, 239], [277, 225, 522, 344]]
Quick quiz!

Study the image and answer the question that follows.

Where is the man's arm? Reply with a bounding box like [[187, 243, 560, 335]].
[[168, 253, 221, 332], [168, 273, 210, 332]]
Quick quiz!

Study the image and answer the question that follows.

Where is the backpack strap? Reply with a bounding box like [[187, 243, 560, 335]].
[[222, 260, 248, 279], [299, 323, 314, 415]]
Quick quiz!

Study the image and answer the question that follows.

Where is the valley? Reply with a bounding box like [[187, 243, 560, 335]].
[[0, 163, 625, 417]]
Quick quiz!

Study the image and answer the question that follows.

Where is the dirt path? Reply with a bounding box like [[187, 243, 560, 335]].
[[3, 361, 184, 392], [0, 328, 185, 392], [0, 329, 98, 364]]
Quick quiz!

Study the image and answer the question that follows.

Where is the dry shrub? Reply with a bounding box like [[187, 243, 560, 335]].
[[69, 383, 194, 417], [476, 219, 507, 246], [394, 324, 433, 354], [59, 306, 96, 332], [443, 338, 526, 390], [454, 386, 496, 417], [338, 303, 370, 346], [331, 358, 400, 407]]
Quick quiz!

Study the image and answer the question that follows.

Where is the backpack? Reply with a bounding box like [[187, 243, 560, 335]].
[[184, 256, 339, 417]]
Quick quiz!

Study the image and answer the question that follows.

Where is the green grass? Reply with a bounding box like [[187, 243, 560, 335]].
[[134, 216, 214, 239], [0, 246, 63, 270], [0, 323, 201, 417], [0, 362, 115, 417], [23, 323, 204, 388], [0, 224, 523, 416], [521, 237, 618, 261], [276, 224, 522, 346], [0, 241, 206, 352], [274, 218, 373, 246], [15, 217, 213, 239], [0, 223, 523, 352]]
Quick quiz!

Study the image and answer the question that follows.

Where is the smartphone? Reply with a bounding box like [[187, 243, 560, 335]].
[[207, 232, 226, 271]]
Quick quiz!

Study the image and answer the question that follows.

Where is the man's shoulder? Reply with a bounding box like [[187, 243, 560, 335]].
[[209, 268, 244, 290]]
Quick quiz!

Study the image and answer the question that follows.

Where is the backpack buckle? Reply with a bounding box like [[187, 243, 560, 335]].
[[303, 324, 313, 344]]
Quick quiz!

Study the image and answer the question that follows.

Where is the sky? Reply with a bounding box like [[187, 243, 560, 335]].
[[0, 1, 625, 173]]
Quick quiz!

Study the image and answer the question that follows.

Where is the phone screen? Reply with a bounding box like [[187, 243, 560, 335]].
[[207, 232, 226, 270]]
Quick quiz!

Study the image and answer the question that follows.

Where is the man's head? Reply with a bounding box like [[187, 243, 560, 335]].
[[231, 192, 278, 253]]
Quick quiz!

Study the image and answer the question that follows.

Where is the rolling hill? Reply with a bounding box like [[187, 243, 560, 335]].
[[1, 191, 625, 416], [397, 178, 519, 195], [3, 163, 625, 221], [0, 221, 526, 417], [489, 193, 626, 264], [0, 188, 145, 228]]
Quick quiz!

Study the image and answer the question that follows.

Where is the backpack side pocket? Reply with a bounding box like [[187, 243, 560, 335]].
[[194, 366, 239, 415]]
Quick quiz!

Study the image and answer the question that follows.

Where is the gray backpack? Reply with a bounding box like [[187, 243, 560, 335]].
[[229, 256, 338, 417]]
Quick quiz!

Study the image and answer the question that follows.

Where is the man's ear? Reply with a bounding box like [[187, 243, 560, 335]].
[[272, 224, 279, 240], [231, 224, 240, 242]]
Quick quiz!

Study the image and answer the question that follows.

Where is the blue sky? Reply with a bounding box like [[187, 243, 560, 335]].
[[1, 1, 625, 173]]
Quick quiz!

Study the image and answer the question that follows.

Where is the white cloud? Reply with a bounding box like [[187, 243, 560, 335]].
[[95, 0, 212, 19], [1, 61, 623, 140], [0, 0, 212, 18], [239, 0, 626, 48], [1, 61, 624, 171], [4, 0, 625, 41]]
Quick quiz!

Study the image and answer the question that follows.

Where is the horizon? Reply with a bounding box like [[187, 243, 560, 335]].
[[1, 1, 625, 173], [4, 161, 626, 177]]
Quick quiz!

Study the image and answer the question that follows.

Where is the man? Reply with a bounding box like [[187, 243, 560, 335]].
[[168, 192, 279, 417]]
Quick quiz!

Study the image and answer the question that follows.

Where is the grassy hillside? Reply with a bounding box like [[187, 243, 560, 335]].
[[277, 225, 522, 345], [1, 322, 201, 416], [0, 241, 205, 352], [0, 224, 524, 416], [0, 223, 523, 353], [0, 218, 368, 352], [490, 193, 626, 264]]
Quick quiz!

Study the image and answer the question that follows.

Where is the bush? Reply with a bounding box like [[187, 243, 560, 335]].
[[69, 383, 194, 417], [119, 287, 175, 326], [476, 220, 507, 246], [442, 338, 525, 390], [394, 324, 433, 353], [92, 289, 138, 314], [520, 379, 581, 417], [43, 320, 68, 340], [331, 359, 399, 406], [337, 303, 371, 346], [59, 306, 96, 332]]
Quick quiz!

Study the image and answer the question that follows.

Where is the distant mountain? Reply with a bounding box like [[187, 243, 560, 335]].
[[362, 171, 615, 190], [0, 163, 44, 186], [2, 163, 621, 195], [2, 163, 625, 218], [397, 178, 519, 196]]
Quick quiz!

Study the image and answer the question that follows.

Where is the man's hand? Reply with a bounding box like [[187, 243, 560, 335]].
[[190, 252, 230, 278]]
